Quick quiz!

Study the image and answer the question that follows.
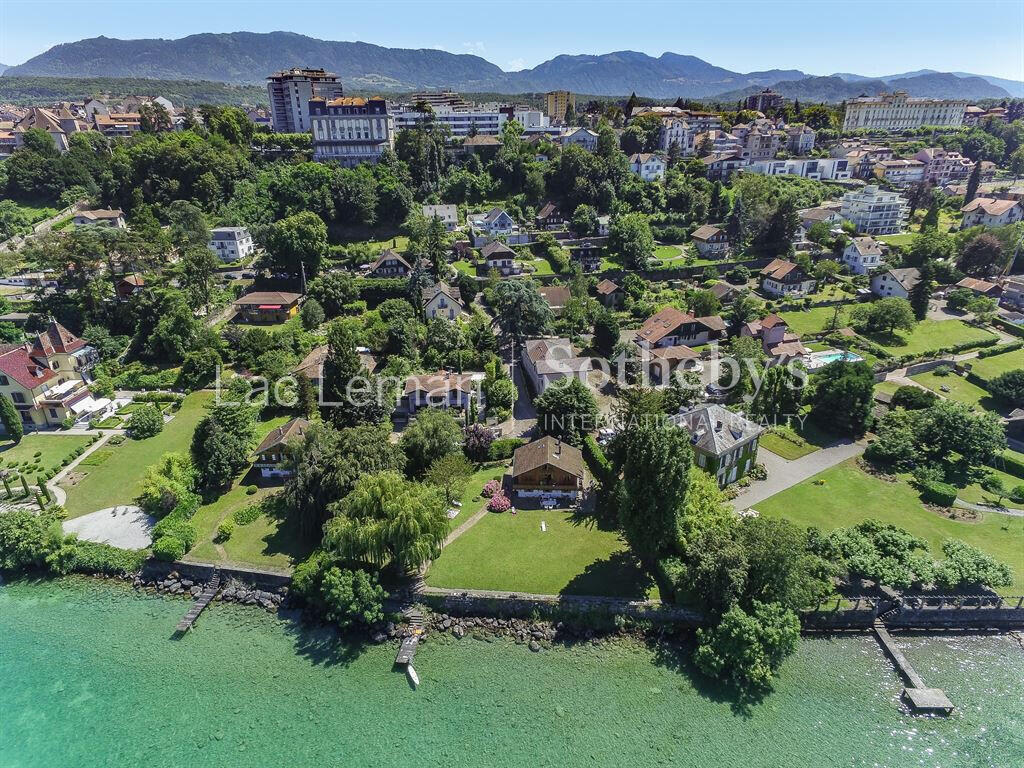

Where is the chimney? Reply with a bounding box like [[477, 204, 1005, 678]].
[[555, 439, 561, 457], [715, 420, 723, 431]]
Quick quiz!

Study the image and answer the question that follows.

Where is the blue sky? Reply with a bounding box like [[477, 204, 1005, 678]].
[[1, 0, 1022, 80]]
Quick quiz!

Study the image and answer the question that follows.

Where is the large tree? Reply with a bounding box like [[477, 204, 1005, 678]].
[[0, 395, 23, 444], [264, 211, 328, 278], [959, 233, 1004, 277], [534, 378, 599, 446], [608, 212, 655, 270], [399, 408, 464, 478], [810, 360, 874, 437], [491, 280, 553, 341]]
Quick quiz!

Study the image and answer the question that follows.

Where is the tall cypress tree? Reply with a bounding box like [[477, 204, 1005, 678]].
[[0, 395, 23, 443], [965, 161, 982, 204], [909, 263, 934, 321]]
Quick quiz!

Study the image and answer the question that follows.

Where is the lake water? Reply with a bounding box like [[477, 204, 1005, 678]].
[[1, 577, 1022, 768]]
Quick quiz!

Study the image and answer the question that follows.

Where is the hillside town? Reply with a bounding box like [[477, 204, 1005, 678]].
[[2, 48, 1024, 727]]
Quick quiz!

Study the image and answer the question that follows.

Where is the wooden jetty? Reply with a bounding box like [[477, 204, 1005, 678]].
[[394, 608, 425, 672], [873, 620, 953, 715], [174, 569, 221, 634]]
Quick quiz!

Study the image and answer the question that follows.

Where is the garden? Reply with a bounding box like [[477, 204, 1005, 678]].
[[865, 318, 996, 357], [0, 434, 94, 487]]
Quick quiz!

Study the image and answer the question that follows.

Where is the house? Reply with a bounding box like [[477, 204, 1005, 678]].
[[956, 277, 1002, 298], [842, 237, 883, 275], [233, 291, 302, 323], [511, 436, 586, 500], [93, 113, 142, 138], [871, 267, 921, 299], [538, 285, 571, 314], [481, 241, 521, 276], [759, 259, 817, 297], [115, 274, 145, 300], [595, 279, 624, 308], [292, 345, 327, 390], [461, 134, 502, 155], [840, 185, 909, 235], [0, 322, 100, 429], [72, 209, 126, 228], [747, 157, 851, 181], [628, 153, 666, 181], [422, 282, 465, 320], [999, 278, 1024, 310], [669, 404, 763, 487], [647, 344, 702, 386], [208, 227, 255, 262], [741, 314, 809, 360], [690, 225, 729, 258], [634, 306, 727, 349], [596, 215, 611, 237], [369, 249, 412, 277], [402, 370, 482, 413], [559, 127, 599, 151], [702, 152, 747, 181], [872, 158, 925, 187], [799, 205, 844, 231], [468, 207, 527, 245], [521, 337, 591, 394], [422, 204, 458, 231], [709, 281, 742, 304], [253, 417, 310, 478], [960, 198, 1024, 229], [569, 242, 602, 272], [535, 202, 566, 230], [785, 124, 816, 155]]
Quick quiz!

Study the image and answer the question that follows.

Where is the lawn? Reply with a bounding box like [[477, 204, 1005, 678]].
[[865, 319, 996, 357], [911, 371, 1003, 412], [0, 434, 94, 488], [756, 458, 1024, 593], [59, 391, 213, 518], [778, 305, 848, 335], [447, 464, 508, 531], [873, 379, 903, 397], [967, 349, 1024, 381], [452, 259, 477, 276], [654, 244, 684, 260], [878, 232, 916, 247], [426, 506, 657, 598], [956, 466, 1023, 506], [758, 420, 835, 461]]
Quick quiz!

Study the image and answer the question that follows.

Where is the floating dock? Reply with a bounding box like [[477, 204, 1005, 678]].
[[873, 620, 953, 715], [174, 569, 221, 634]]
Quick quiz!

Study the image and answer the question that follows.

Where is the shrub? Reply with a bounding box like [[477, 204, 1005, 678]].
[[488, 437, 527, 461], [932, 365, 952, 377], [321, 566, 387, 629], [127, 404, 164, 440], [919, 480, 957, 507], [1011, 484, 1024, 504], [66, 540, 147, 575], [215, 520, 235, 542], [245, 485, 258, 495], [481, 479, 501, 498], [233, 503, 262, 526], [934, 539, 1012, 590], [487, 492, 512, 512], [152, 535, 185, 562], [582, 435, 612, 482], [977, 341, 1024, 358]]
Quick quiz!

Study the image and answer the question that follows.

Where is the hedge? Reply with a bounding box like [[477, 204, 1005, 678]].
[[582, 435, 612, 482], [488, 437, 527, 461], [992, 317, 1024, 338], [152, 535, 185, 562], [990, 451, 1024, 480], [919, 480, 957, 507], [977, 341, 1024, 358]]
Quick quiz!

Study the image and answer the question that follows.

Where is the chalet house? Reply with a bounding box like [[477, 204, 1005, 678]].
[[595, 278, 624, 308], [961, 198, 1023, 229], [292, 345, 328, 389], [0, 321, 100, 429], [115, 274, 145, 300], [570, 242, 602, 273], [535, 202, 566, 230], [253, 417, 309, 479], [402, 370, 482, 413], [538, 285, 571, 315], [73, 209, 126, 228], [669, 404, 763, 487], [422, 204, 458, 231], [233, 291, 302, 324], [842, 237, 883, 275], [369, 249, 412, 277], [956, 277, 1002, 298], [760, 259, 817, 297], [481, 241, 521, 276], [511, 436, 586, 500], [521, 337, 591, 394], [422, 282, 466, 320], [690, 225, 729, 258], [634, 306, 726, 350], [871, 267, 921, 299]]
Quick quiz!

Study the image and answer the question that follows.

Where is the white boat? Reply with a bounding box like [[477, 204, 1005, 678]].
[[406, 665, 420, 687]]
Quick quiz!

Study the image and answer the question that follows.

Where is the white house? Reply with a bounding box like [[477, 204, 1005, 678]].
[[873, 158, 926, 187], [628, 153, 666, 181], [521, 337, 591, 394], [747, 157, 851, 181], [72, 209, 126, 228], [208, 227, 255, 263], [421, 282, 465, 320], [468, 207, 528, 245], [960, 198, 1024, 229], [760, 259, 817, 297], [559, 127, 599, 151], [402, 370, 483, 413], [840, 185, 909, 235], [871, 267, 921, 299], [690, 225, 729, 258], [422, 204, 458, 231], [842, 236, 883, 275], [481, 241, 521, 276]]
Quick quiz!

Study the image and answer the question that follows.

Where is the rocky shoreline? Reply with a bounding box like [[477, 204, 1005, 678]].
[[129, 571, 287, 613]]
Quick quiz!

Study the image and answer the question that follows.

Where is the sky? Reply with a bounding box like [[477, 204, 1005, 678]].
[[1, 0, 1023, 81]]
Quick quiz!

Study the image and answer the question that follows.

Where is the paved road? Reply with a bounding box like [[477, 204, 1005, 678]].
[[953, 498, 1024, 518], [731, 437, 867, 510]]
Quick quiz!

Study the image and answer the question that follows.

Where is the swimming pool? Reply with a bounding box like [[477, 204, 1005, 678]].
[[807, 349, 864, 369]]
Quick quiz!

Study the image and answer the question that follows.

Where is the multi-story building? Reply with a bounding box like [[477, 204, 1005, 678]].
[[208, 227, 255, 262], [696, 129, 744, 155], [658, 117, 695, 154], [421, 204, 458, 231], [393, 102, 548, 137], [93, 113, 142, 138], [12, 107, 86, 152], [871, 267, 921, 299], [545, 90, 575, 123], [913, 147, 976, 185], [702, 152, 747, 181], [960, 198, 1024, 229], [785, 124, 816, 155], [872, 158, 926, 187], [520, 338, 591, 394], [760, 259, 817, 297], [745, 88, 784, 113], [309, 97, 394, 167], [0, 322, 99, 429], [747, 157, 851, 180], [842, 91, 967, 132], [690, 225, 729, 258], [840, 185, 909, 235], [731, 119, 783, 161], [842, 236, 883, 275], [628, 153, 666, 181], [467, 207, 528, 246], [559, 127, 599, 151], [669, 404, 763, 487], [266, 68, 344, 134]]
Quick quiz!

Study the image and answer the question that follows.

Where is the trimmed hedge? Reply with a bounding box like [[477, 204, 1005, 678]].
[[582, 435, 612, 482], [920, 480, 957, 507], [488, 437, 527, 461], [152, 535, 185, 561], [977, 341, 1024, 358], [991, 451, 1024, 480]]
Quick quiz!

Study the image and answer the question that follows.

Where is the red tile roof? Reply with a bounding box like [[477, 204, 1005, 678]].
[[0, 343, 56, 390]]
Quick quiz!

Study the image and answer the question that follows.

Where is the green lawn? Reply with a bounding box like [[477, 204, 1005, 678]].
[[873, 380, 903, 397], [427, 506, 657, 598], [758, 421, 835, 461], [956, 466, 1023, 506], [778, 305, 848, 335], [967, 349, 1024, 381], [911, 371, 1003, 412], [0, 435, 94, 488], [756, 458, 1024, 593], [654, 244, 683, 260], [878, 232, 916, 247], [452, 259, 477, 276], [59, 391, 213, 518], [448, 464, 508, 531], [865, 319, 996, 357]]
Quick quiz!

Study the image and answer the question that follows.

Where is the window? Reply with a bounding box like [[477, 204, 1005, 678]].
[[11, 392, 25, 403], [0, 375, 7, 386]]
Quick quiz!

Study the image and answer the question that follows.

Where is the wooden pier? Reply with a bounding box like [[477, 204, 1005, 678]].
[[873, 620, 953, 715], [174, 569, 221, 634], [394, 608, 425, 667]]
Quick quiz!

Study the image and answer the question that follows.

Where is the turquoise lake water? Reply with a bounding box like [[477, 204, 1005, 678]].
[[1, 577, 1022, 768]]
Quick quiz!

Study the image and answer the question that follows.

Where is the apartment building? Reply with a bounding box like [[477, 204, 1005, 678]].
[[730, 120, 782, 162], [93, 113, 142, 138], [545, 90, 575, 123], [745, 88, 784, 112], [840, 185, 909, 235], [309, 97, 394, 167], [266, 68, 343, 134], [208, 227, 255, 262], [747, 157, 851, 181], [785, 124, 816, 155], [393, 102, 548, 137], [872, 158, 926, 187], [842, 91, 967, 132], [913, 147, 976, 185]]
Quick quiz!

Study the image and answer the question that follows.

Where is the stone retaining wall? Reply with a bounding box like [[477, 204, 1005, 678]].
[[142, 559, 292, 590], [904, 358, 956, 376]]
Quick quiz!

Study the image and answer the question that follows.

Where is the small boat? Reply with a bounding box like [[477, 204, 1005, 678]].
[[406, 665, 420, 687]]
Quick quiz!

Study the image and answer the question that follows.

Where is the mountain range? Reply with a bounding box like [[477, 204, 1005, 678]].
[[2, 31, 1019, 102]]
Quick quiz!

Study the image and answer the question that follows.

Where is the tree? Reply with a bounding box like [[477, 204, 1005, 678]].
[[964, 160, 982, 204], [945, 286, 976, 312], [693, 601, 800, 697], [959, 233, 1004, 277], [423, 452, 474, 503], [917, 399, 1005, 467], [824, 520, 934, 589], [127, 404, 164, 440], [300, 298, 325, 330], [920, 197, 940, 231], [307, 271, 358, 317], [265, 211, 328, 278], [758, 196, 800, 256], [934, 539, 1012, 590], [864, 406, 921, 470], [0, 395, 23, 443], [908, 262, 934, 321], [167, 200, 210, 249], [491, 280, 553, 341], [321, 319, 391, 428], [179, 246, 218, 312], [687, 289, 721, 318], [323, 471, 448, 572], [749, 363, 805, 424], [608, 213, 654, 269], [890, 385, 938, 410], [534, 378, 599, 446], [867, 297, 917, 336], [906, 230, 954, 268], [593, 309, 621, 356], [989, 369, 1024, 408], [463, 423, 495, 462], [190, 377, 259, 490], [320, 566, 387, 628], [810, 360, 874, 437], [400, 408, 463, 478], [571, 204, 599, 237]]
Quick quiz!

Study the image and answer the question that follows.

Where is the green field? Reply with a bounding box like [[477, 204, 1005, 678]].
[[778, 305, 848, 335], [654, 244, 684, 260], [866, 319, 996, 357], [759, 421, 835, 461], [59, 391, 213, 518], [967, 349, 1024, 381], [447, 464, 508, 531], [0, 434, 94, 488], [878, 232, 916, 247], [427, 506, 656, 598], [911, 370, 1001, 411], [756, 458, 1024, 593], [873, 379, 903, 397]]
